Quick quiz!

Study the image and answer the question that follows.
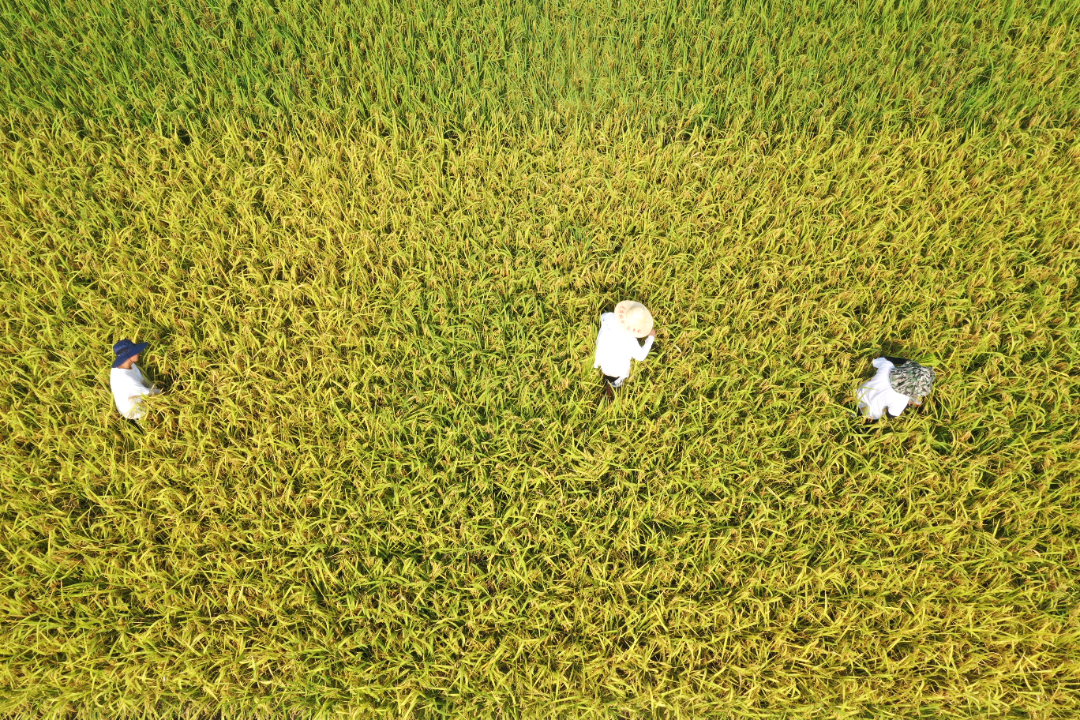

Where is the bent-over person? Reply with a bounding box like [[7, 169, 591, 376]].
[[593, 301, 656, 400], [856, 356, 935, 420], [110, 338, 159, 424]]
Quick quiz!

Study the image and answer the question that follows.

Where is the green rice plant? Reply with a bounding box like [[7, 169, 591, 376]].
[[1, 0, 1078, 137]]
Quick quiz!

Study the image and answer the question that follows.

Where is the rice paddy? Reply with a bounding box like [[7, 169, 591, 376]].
[[1, 0, 1079, 717]]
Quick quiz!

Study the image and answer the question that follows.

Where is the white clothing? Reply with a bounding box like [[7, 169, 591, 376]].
[[593, 312, 654, 382], [110, 364, 158, 420], [856, 358, 911, 419]]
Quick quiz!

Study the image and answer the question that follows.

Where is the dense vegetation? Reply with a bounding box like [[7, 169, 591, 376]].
[[1, 0, 1078, 717]]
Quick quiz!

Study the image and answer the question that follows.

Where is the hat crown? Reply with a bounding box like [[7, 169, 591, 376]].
[[111, 338, 148, 367], [614, 300, 654, 337]]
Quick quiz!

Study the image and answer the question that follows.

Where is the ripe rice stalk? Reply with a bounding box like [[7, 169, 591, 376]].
[[1, 0, 1079, 716]]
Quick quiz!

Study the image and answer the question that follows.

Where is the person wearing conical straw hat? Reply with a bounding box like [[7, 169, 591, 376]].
[[110, 338, 160, 425], [593, 301, 656, 399], [856, 356, 936, 420]]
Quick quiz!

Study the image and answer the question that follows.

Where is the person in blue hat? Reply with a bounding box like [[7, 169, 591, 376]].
[[110, 338, 159, 422]]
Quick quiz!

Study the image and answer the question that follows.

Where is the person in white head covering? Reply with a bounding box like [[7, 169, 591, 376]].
[[593, 301, 656, 399], [856, 356, 936, 420]]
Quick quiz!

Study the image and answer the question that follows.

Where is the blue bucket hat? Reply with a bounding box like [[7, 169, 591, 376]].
[[112, 338, 149, 368]]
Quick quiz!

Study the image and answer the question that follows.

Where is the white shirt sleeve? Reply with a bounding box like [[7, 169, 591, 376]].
[[631, 335, 654, 362], [132, 365, 157, 394], [885, 395, 909, 418], [123, 381, 156, 407]]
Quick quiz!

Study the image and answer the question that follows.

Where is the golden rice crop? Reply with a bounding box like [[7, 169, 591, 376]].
[[1, 0, 1079, 717]]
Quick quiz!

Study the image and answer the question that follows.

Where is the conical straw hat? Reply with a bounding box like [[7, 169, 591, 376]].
[[614, 301, 654, 338]]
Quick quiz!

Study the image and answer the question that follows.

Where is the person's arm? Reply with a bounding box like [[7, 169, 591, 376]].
[[128, 383, 157, 402], [887, 394, 909, 418], [631, 330, 656, 361], [135, 366, 162, 394]]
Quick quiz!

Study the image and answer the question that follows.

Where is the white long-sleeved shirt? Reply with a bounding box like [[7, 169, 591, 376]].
[[856, 358, 911, 420], [593, 312, 654, 380], [110, 364, 158, 420]]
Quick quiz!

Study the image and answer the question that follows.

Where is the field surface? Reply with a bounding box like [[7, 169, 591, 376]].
[[2, 0, 1080, 717]]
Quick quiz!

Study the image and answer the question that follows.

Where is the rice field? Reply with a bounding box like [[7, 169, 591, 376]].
[[1, 0, 1079, 717]]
